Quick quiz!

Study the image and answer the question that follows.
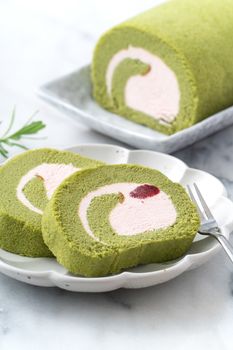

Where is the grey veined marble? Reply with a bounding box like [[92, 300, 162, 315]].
[[1, 0, 233, 348]]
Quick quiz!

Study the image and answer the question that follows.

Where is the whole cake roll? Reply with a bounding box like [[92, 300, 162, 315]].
[[42, 164, 200, 277], [0, 148, 102, 257], [92, 0, 233, 134]]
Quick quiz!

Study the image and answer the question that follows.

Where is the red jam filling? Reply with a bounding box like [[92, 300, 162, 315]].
[[130, 184, 160, 199]]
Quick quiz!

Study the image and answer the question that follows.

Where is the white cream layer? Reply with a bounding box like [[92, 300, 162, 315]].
[[106, 46, 180, 123], [17, 163, 79, 214], [79, 183, 177, 240]]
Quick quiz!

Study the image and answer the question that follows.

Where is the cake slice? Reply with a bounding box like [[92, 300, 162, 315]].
[[0, 148, 102, 257], [92, 0, 233, 134], [42, 164, 200, 276]]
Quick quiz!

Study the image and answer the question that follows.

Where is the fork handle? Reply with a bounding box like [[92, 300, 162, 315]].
[[212, 233, 233, 263]]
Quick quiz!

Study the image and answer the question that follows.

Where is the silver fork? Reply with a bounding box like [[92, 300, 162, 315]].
[[187, 183, 233, 263]]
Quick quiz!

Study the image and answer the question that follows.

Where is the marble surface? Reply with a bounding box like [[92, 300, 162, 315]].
[[0, 0, 233, 349]]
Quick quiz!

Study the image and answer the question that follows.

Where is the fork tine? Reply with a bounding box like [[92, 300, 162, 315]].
[[187, 185, 206, 221], [193, 183, 215, 220]]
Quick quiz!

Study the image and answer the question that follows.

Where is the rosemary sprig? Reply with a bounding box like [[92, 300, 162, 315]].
[[0, 108, 46, 158]]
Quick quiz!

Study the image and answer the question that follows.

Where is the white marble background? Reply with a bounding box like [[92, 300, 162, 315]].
[[0, 1, 233, 349]]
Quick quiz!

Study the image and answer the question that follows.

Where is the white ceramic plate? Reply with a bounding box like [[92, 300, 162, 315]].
[[0, 144, 233, 292], [38, 66, 233, 153]]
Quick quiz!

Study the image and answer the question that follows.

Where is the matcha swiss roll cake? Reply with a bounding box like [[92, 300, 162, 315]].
[[42, 164, 200, 277], [0, 148, 102, 257], [92, 0, 233, 135]]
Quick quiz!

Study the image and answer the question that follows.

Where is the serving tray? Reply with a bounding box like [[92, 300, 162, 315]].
[[38, 65, 233, 153]]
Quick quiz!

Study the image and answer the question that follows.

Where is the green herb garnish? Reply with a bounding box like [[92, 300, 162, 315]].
[[0, 108, 46, 158]]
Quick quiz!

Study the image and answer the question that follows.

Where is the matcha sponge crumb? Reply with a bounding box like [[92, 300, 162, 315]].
[[42, 164, 200, 276], [92, 0, 233, 134], [0, 148, 103, 257]]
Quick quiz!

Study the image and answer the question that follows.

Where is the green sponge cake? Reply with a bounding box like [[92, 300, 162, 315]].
[[42, 164, 200, 277], [0, 148, 102, 257], [92, 0, 233, 135]]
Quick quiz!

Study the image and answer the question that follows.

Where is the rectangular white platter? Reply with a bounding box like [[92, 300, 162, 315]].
[[38, 65, 233, 154]]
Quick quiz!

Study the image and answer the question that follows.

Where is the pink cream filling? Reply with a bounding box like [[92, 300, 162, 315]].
[[78, 183, 177, 240], [106, 46, 180, 123], [17, 163, 79, 214]]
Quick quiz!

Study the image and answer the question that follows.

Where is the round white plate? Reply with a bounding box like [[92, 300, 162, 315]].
[[0, 144, 232, 292]]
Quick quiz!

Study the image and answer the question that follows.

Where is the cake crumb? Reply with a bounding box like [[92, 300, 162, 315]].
[[142, 65, 151, 75], [118, 192, 125, 203], [35, 174, 44, 181]]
